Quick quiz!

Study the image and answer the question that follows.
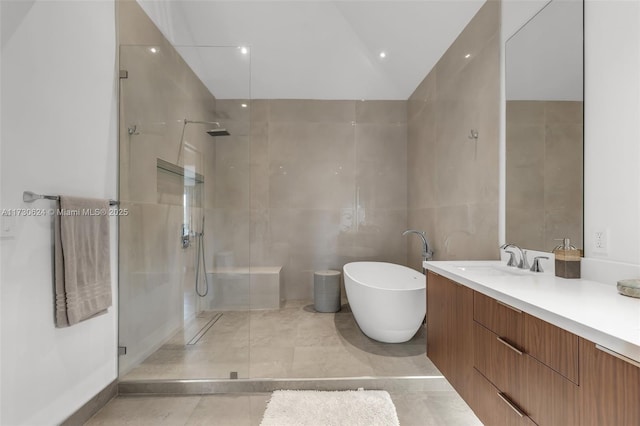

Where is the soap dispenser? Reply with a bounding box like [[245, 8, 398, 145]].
[[553, 238, 581, 279]]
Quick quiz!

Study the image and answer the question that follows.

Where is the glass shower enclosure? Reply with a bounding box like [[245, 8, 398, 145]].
[[117, 44, 252, 380]]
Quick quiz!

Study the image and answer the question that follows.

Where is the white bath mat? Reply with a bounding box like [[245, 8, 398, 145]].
[[260, 389, 400, 426]]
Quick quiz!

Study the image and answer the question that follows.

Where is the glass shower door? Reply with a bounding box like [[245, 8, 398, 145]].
[[117, 44, 251, 381]]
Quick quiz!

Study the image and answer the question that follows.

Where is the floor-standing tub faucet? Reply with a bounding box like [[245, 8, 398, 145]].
[[403, 229, 434, 263]]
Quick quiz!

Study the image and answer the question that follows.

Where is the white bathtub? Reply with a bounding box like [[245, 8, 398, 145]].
[[343, 262, 426, 343]]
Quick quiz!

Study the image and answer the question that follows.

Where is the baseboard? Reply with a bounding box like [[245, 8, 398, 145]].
[[60, 379, 118, 426]]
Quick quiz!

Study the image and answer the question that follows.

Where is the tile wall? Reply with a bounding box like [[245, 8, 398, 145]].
[[211, 99, 408, 300], [505, 100, 584, 251], [407, 0, 501, 270]]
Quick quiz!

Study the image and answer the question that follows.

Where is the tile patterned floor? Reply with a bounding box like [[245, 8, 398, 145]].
[[86, 391, 483, 426], [106, 301, 482, 425], [123, 301, 439, 381]]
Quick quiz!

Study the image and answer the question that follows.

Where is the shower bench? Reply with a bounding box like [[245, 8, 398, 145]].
[[205, 266, 282, 310]]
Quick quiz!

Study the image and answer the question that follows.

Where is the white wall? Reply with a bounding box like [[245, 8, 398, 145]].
[[583, 0, 640, 273], [0, 1, 118, 425]]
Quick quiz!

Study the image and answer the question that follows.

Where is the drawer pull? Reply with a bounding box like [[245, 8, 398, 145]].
[[596, 344, 640, 368], [496, 300, 522, 314], [497, 336, 523, 355], [497, 392, 525, 418]]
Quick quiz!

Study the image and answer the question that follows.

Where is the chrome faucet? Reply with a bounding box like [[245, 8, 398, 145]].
[[500, 243, 530, 270], [530, 255, 549, 272], [403, 229, 434, 262]]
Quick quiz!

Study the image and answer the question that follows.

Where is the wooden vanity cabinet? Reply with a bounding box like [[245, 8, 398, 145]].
[[426, 272, 474, 402], [579, 339, 640, 425], [426, 271, 640, 425]]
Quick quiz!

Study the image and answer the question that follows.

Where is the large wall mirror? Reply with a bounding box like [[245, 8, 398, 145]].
[[505, 0, 584, 252]]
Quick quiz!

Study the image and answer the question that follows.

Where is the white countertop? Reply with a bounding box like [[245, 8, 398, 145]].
[[423, 260, 640, 363]]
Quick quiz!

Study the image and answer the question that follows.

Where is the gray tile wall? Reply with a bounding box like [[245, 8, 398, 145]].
[[407, 0, 501, 270], [506, 100, 584, 251], [213, 100, 408, 300]]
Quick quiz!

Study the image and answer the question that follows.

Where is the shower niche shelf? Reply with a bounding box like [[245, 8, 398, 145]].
[[156, 158, 204, 206], [157, 158, 204, 184]]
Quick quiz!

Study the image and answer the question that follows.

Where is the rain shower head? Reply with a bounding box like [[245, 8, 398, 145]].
[[176, 118, 231, 164], [207, 128, 230, 137], [184, 119, 231, 137]]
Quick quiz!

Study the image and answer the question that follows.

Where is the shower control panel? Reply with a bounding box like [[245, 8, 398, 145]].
[[181, 224, 191, 249]]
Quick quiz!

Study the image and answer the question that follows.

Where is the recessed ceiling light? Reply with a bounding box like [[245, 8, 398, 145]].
[[379, 51, 387, 59], [241, 103, 248, 108], [149, 47, 158, 54], [239, 46, 249, 55], [465, 53, 471, 59]]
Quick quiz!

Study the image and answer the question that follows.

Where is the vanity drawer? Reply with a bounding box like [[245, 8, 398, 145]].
[[524, 313, 579, 384], [475, 318, 580, 425], [474, 322, 526, 407], [525, 354, 580, 426], [474, 292, 523, 347], [471, 368, 536, 426], [474, 292, 578, 384]]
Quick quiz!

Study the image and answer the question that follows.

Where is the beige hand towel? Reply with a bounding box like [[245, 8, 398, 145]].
[[55, 196, 112, 327]]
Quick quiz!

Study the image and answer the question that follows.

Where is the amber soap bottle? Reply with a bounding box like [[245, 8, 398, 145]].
[[553, 238, 581, 279]]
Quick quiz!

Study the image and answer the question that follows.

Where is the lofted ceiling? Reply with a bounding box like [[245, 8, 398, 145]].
[[137, 0, 486, 100]]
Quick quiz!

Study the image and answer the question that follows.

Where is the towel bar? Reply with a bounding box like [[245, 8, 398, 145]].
[[23, 191, 119, 206]]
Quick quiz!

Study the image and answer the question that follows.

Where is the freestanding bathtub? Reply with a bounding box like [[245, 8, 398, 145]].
[[343, 262, 426, 343]]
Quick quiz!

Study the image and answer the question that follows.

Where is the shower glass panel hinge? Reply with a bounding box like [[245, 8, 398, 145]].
[[119, 70, 128, 79], [118, 346, 127, 356]]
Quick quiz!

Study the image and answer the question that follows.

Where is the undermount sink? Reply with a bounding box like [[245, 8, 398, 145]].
[[454, 264, 529, 276]]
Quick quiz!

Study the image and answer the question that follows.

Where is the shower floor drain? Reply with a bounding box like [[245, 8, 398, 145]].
[[186, 313, 223, 345]]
